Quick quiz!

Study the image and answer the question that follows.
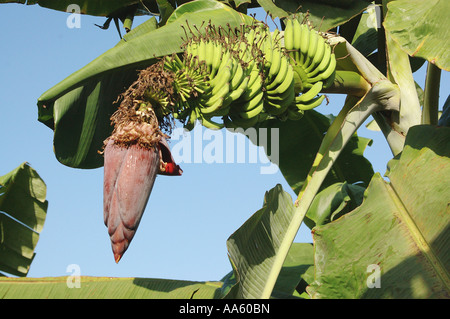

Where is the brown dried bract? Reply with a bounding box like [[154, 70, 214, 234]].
[[104, 60, 178, 150]]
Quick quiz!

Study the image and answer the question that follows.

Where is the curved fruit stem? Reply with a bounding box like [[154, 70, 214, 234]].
[[322, 70, 371, 97]]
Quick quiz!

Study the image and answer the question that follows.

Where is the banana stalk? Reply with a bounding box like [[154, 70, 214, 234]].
[[322, 70, 371, 97], [422, 62, 441, 125]]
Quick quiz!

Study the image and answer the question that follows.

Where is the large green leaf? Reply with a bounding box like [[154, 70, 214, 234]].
[[384, 0, 450, 71], [37, 0, 252, 168], [0, 163, 48, 277], [256, 0, 369, 31], [0, 276, 222, 298], [308, 125, 450, 298]]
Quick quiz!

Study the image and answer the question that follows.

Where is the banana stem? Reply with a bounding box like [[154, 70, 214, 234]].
[[376, 0, 387, 75], [422, 62, 441, 125], [322, 70, 371, 97]]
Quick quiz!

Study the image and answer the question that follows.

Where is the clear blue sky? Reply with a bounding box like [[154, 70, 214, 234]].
[[0, 3, 448, 282]]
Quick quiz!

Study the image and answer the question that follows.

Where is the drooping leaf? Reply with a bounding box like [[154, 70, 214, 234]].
[[37, 0, 252, 169], [0, 163, 48, 277], [225, 184, 297, 299], [308, 125, 450, 298], [384, 0, 450, 71], [0, 276, 223, 298]]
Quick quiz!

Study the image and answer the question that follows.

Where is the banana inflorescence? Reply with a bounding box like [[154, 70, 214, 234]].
[[126, 17, 336, 131]]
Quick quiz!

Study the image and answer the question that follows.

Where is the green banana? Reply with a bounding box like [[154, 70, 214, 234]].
[[304, 34, 325, 73], [266, 79, 295, 103], [267, 46, 282, 79], [198, 39, 207, 63], [239, 98, 264, 119], [266, 55, 289, 91], [308, 43, 331, 78], [284, 18, 294, 51], [266, 64, 294, 96], [304, 28, 318, 67], [293, 18, 302, 51], [230, 62, 245, 91], [296, 81, 323, 103], [207, 66, 231, 97], [240, 74, 263, 104], [308, 53, 336, 83], [265, 84, 295, 116], [237, 89, 264, 113], [223, 75, 250, 109], [210, 41, 223, 78], [198, 112, 224, 130], [299, 24, 310, 65], [295, 94, 326, 111]]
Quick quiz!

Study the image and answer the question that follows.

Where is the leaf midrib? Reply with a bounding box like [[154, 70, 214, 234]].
[[386, 182, 450, 291]]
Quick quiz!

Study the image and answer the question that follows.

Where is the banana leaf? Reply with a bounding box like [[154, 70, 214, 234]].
[[308, 125, 450, 298], [221, 242, 314, 299], [36, 0, 252, 168], [0, 0, 161, 17], [384, 0, 450, 71], [0, 276, 223, 298], [256, 0, 369, 31], [225, 184, 304, 299], [0, 163, 48, 277]]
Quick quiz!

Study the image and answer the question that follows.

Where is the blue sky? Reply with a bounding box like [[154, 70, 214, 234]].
[[0, 3, 448, 282]]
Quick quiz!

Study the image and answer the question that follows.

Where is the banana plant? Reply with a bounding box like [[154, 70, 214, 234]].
[[0, 0, 448, 299]]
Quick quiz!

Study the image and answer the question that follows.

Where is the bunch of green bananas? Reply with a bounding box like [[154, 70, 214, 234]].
[[147, 18, 336, 131], [224, 24, 271, 129], [283, 18, 336, 120], [163, 23, 269, 130]]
